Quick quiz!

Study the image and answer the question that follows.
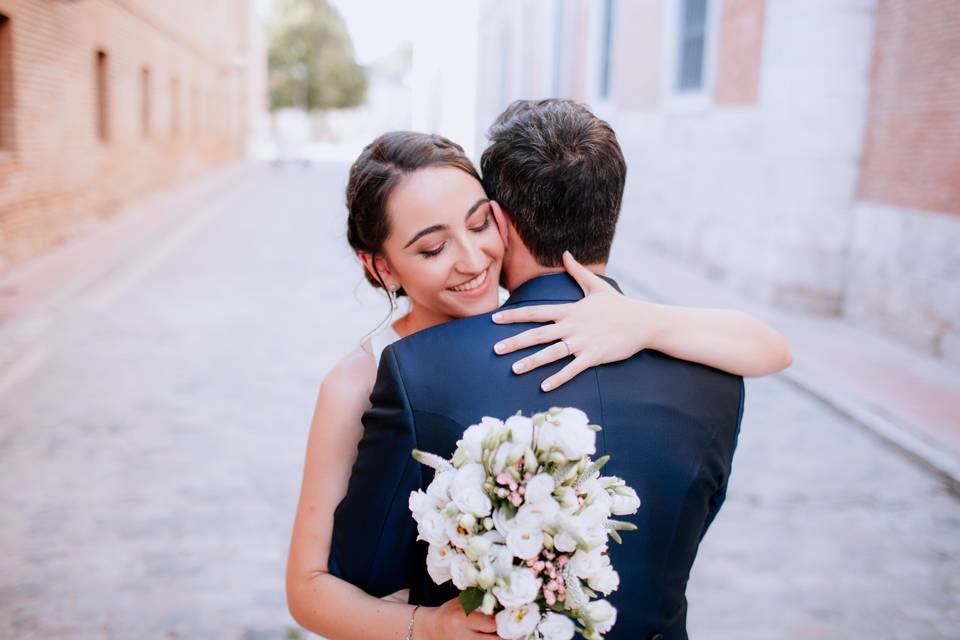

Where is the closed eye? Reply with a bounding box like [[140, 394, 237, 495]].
[[469, 212, 492, 233]]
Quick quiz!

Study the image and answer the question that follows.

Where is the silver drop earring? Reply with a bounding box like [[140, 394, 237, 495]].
[[388, 284, 399, 311]]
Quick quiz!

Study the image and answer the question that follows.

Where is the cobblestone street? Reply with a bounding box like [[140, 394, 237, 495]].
[[1, 164, 958, 639]]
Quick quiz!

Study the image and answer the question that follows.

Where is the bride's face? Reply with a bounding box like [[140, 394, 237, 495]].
[[379, 166, 504, 321]]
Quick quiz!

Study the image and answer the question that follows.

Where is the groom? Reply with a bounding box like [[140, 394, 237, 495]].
[[330, 100, 744, 639]]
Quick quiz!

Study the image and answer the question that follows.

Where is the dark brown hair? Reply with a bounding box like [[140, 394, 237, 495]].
[[346, 131, 481, 294], [480, 99, 626, 266]]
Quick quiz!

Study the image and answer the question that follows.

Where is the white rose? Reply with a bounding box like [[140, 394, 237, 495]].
[[523, 473, 555, 504], [537, 612, 575, 640], [556, 426, 595, 461], [449, 553, 479, 590], [493, 566, 541, 608], [505, 415, 534, 446], [585, 599, 617, 634], [553, 529, 578, 553], [425, 544, 454, 584], [610, 486, 641, 516], [587, 564, 620, 595], [505, 522, 543, 560], [416, 509, 449, 546], [495, 603, 541, 640]]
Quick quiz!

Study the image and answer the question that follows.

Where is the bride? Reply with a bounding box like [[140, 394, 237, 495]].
[[286, 131, 791, 639]]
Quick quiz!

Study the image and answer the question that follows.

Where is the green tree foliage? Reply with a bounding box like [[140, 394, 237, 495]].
[[267, 0, 367, 112]]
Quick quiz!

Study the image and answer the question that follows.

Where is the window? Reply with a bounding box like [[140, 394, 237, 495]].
[[141, 66, 151, 137], [0, 14, 13, 151], [598, 0, 615, 100], [170, 76, 180, 136], [95, 50, 109, 142], [676, 0, 708, 91]]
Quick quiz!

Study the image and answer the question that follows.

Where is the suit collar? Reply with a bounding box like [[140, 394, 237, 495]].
[[502, 272, 623, 307]]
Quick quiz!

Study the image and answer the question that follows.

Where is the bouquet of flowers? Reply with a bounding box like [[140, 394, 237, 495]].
[[408, 407, 641, 640]]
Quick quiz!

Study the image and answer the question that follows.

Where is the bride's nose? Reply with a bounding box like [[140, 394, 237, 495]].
[[455, 238, 487, 274]]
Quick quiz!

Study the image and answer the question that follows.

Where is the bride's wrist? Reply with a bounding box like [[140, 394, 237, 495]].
[[632, 299, 667, 353], [410, 605, 431, 640]]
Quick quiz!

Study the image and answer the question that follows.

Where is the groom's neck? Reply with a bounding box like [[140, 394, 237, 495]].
[[504, 256, 606, 292]]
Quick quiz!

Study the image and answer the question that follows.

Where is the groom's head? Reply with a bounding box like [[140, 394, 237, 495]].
[[481, 99, 626, 288]]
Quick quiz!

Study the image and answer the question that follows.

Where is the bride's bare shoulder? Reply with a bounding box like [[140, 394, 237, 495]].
[[317, 344, 377, 409]]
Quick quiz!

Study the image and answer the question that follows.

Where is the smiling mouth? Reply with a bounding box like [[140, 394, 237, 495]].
[[448, 267, 489, 293]]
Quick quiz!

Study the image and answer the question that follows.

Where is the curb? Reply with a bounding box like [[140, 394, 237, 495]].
[[609, 265, 960, 497]]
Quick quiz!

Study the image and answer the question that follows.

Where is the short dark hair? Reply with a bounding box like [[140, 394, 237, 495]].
[[346, 131, 480, 293], [480, 99, 626, 266]]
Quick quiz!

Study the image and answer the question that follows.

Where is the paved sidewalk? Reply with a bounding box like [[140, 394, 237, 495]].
[[609, 232, 960, 493]]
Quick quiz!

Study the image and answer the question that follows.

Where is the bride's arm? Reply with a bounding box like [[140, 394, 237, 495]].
[[285, 352, 496, 639], [492, 252, 792, 391]]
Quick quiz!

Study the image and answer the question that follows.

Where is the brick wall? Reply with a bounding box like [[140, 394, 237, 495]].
[[857, 0, 960, 215], [714, 0, 765, 105], [0, 0, 259, 274]]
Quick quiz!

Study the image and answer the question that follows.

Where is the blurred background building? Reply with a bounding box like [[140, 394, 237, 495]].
[[414, 0, 960, 366], [0, 0, 267, 274]]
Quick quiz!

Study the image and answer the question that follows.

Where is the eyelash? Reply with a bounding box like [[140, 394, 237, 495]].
[[419, 213, 492, 258]]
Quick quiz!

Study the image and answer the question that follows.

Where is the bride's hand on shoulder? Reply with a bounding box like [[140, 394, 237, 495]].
[[492, 251, 661, 392], [418, 598, 498, 639]]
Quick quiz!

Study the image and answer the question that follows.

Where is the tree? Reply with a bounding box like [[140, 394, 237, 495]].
[[267, 0, 367, 112]]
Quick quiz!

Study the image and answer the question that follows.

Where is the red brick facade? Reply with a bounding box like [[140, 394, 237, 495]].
[[857, 0, 960, 215], [0, 0, 259, 274]]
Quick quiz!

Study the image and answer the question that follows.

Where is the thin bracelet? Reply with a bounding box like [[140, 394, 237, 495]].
[[404, 604, 420, 640]]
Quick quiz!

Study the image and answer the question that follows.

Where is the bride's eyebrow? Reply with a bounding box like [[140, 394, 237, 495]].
[[403, 198, 490, 248]]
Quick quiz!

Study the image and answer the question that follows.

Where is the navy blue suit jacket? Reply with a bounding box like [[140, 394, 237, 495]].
[[330, 273, 744, 640]]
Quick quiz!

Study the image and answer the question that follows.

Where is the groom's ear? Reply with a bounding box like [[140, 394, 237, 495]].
[[490, 200, 510, 249]]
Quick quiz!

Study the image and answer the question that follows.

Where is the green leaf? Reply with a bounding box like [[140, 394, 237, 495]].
[[459, 587, 485, 615]]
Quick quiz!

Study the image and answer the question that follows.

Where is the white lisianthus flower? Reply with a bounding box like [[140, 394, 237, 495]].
[[479, 542, 514, 578], [425, 544, 454, 584], [555, 486, 579, 513], [505, 522, 543, 560], [515, 498, 560, 532], [491, 441, 514, 475], [585, 599, 617, 634], [445, 514, 472, 550], [580, 478, 612, 512], [449, 553, 479, 590], [523, 473, 555, 504], [537, 612, 576, 640], [610, 486, 641, 516], [493, 566, 541, 608], [492, 505, 518, 537], [505, 415, 534, 446], [569, 547, 605, 580], [459, 419, 497, 463], [427, 470, 454, 502], [553, 529, 578, 553], [416, 510, 449, 546], [496, 603, 541, 640], [408, 490, 440, 520], [466, 534, 493, 560], [451, 463, 492, 517], [587, 563, 620, 595]]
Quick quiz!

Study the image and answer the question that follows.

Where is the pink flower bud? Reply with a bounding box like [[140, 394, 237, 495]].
[[544, 590, 557, 606], [556, 555, 568, 567]]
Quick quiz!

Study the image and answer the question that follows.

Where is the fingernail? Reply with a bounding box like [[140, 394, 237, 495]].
[[491, 312, 503, 322], [513, 362, 525, 373], [541, 381, 552, 391], [494, 342, 505, 354]]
